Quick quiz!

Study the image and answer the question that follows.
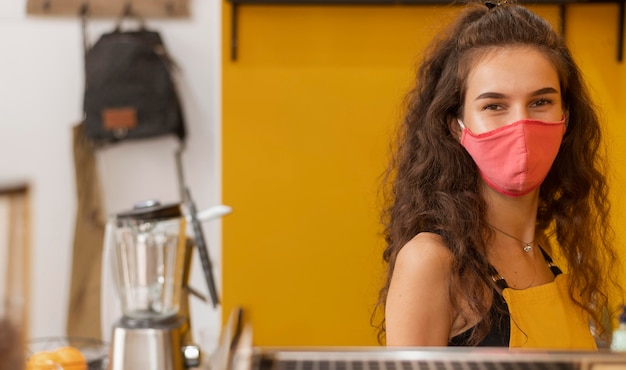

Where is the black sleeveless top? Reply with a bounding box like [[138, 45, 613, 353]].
[[448, 247, 562, 346]]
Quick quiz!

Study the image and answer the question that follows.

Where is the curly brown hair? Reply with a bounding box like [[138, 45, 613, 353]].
[[375, 1, 621, 345]]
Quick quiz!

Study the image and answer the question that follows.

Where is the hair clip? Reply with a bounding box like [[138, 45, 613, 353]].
[[485, 0, 506, 9]]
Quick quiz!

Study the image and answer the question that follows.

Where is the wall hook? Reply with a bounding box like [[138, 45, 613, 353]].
[[123, 2, 133, 17], [79, 2, 89, 16]]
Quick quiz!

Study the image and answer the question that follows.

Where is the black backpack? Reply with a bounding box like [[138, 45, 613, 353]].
[[82, 14, 186, 144]]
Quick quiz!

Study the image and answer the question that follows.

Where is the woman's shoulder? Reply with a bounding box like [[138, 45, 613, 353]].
[[391, 232, 455, 292], [395, 232, 454, 271], [386, 232, 458, 345]]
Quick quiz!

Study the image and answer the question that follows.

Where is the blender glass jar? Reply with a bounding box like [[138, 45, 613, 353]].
[[111, 201, 186, 321]]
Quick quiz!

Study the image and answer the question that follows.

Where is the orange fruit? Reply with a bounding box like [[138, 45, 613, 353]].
[[54, 346, 87, 370], [26, 351, 62, 370]]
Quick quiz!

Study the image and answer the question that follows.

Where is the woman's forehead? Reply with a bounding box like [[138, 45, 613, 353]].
[[464, 46, 560, 98]]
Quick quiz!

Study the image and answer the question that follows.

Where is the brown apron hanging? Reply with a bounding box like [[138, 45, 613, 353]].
[[66, 122, 105, 339]]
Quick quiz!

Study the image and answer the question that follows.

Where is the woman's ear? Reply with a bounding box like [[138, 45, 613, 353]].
[[448, 116, 463, 142]]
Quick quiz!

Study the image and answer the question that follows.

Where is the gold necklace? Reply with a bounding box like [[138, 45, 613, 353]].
[[489, 224, 534, 253]]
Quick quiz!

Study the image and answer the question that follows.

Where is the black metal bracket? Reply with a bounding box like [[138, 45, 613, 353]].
[[231, 2, 239, 61], [226, 0, 626, 62], [618, 0, 625, 61]]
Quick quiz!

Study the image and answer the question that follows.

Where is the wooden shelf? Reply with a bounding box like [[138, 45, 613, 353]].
[[26, 0, 190, 18]]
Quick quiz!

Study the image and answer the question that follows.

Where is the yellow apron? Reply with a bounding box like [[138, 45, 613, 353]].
[[502, 274, 597, 349]]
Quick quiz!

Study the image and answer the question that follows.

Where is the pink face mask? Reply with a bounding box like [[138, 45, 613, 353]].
[[458, 117, 566, 197]]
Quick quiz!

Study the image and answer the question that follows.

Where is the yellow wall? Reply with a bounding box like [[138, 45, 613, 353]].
[[222, 3, 626, 346]]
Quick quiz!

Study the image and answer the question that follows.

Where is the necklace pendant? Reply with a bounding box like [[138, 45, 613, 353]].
[[523, 244, 533, 253]]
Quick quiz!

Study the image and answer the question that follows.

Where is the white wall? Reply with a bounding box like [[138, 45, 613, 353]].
[[0, 0, 223, 354]]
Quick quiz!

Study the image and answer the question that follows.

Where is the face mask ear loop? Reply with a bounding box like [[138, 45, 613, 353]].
[[454, 118, 467, 143], [457, 118, 467, 130]]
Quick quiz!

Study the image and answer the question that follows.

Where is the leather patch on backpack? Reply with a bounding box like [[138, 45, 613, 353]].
[[102, 107, 137, 130]]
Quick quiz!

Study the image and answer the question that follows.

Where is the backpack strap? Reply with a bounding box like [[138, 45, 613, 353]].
[[114, 3, 147, 33]]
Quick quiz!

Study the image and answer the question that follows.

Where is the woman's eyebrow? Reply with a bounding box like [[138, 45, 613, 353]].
[[474, 87, 559, 101], [531, 87, 560, 96], [475, 92, 507, 100]]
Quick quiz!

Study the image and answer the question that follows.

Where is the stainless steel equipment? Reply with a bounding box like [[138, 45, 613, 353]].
[[212, 307, 626, 370], [248, 347, 626, 370], [106, 200, 202, 370]]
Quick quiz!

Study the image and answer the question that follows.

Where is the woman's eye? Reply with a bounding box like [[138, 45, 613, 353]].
[[531, 99, 552, 107], [483, 104, 502, 111]]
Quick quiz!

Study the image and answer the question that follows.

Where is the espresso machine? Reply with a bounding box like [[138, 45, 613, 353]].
[[105, 198, 221, 370]]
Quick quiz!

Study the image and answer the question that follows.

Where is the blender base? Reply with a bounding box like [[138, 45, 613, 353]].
[[108, 316, 189, 370]]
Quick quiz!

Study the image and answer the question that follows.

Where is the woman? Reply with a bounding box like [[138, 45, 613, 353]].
[[378, 1, 621, 348]]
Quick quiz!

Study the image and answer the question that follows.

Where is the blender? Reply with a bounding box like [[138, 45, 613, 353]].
[[106, 199, 214, 370]]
